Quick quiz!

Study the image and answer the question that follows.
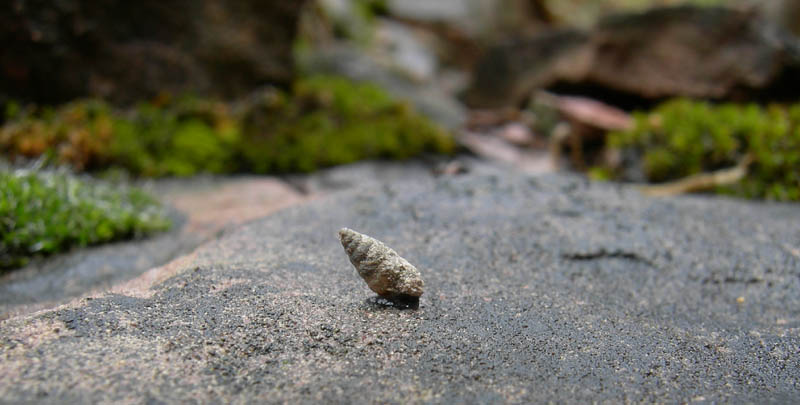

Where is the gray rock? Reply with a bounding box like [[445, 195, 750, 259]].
[[0, 209, 193, 320], [466, 6, 800, 107], [373, 20, 439, 82], [1, 169, 799, 403], [759, 0, 800, 36], [386, 0, 550, 41], [0, 176, 305, 320]]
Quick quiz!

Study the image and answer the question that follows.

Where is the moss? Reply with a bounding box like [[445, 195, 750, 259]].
[[587, 166, 614, 181], [240, 76, 455, 173], [0, 169, 171, 270], [109, 98, 241, 177], [604, 99, 800, 201], [0, 100, 116, 171], [1, 75, 454, 177]]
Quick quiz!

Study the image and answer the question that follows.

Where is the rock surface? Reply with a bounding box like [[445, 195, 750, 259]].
[[0, 0, 306, 105], [386, 0, 551, 42], [0, 176, 305, 320], [2, 169, 800, 402], [466, 6, 800, 107]]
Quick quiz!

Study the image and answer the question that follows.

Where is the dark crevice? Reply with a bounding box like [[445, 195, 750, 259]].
[[701, 277, 764, 285], [561, 250, 655, 267], [544, 81, 662, 111]]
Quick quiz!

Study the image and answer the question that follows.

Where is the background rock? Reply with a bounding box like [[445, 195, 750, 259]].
[[466, 6, 800, 108], [0, 0, 307, 105], [758, 0, 800, 36], [386, 0, 551, 42], [301, 44, 467, 129], [298, 0, 557, 130], [1, 168, 799, 402]]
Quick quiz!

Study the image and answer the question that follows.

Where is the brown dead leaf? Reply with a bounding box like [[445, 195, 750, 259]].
[[554, 95, 633, 131], [460, 132, 555, 174]]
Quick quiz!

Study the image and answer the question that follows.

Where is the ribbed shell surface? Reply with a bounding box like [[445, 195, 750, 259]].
[[338, 228, 424, 298]]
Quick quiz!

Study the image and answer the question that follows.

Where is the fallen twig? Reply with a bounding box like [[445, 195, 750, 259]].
[[639, 154, 754, 197]]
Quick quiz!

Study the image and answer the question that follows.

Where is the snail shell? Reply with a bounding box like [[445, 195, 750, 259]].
[[338, 228, 424, 307]]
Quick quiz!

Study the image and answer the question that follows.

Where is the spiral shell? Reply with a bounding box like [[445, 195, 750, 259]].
[[338, 228, 424, 307]]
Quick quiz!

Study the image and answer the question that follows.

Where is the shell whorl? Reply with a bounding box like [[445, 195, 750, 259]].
[[338, 228, 424, 299]]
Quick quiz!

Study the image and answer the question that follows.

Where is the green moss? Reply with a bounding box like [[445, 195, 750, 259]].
[[240, 75, 455, 173], [109, 99, 241, 177], [1, 75, 454, 177], [605, 99, 800, 201], [587, 166, 614, 181], [0, 169, 171, 270]]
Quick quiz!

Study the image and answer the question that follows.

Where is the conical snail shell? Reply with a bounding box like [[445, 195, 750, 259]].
[[338, 228, 424, 299]]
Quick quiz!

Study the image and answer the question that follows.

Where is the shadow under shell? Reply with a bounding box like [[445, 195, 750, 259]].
[[364, 294, 420, 310]]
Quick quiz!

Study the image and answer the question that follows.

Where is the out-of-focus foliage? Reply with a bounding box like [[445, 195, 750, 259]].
[[1, 98, 240, 177], [604, 99, 800, 201], [0, 75, 455, 177], [241, 75, 455, 173], [109, 99, 241, 177], [0, 169, 171, 269], [2, 100, 115, 171]]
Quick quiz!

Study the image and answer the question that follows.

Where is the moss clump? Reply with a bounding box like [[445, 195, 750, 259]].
[[1, 97, 240, 177], [109, 98, 241, 177], [0, 169, 171, 269], [240, 75, 455, 173], [1, 75, 454, 177], [605, 99, 800, 201], [1, 100, 116, 171]]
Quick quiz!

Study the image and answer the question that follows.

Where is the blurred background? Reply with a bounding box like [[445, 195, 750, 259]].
[[1, 0, 799, 277]]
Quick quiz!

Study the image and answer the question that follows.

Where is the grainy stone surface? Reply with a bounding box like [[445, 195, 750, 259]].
[[0, 176, 305, 320], [1, 170, 799, 403]]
